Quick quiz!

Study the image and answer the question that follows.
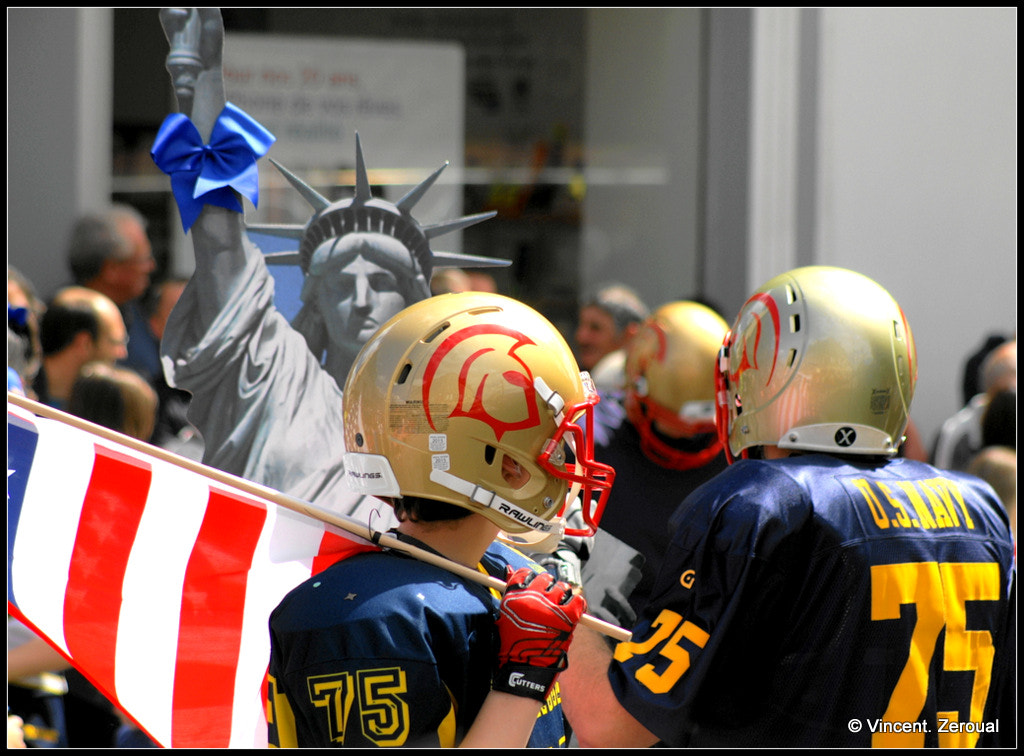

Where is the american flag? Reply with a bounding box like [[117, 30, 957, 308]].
[[7, 400, 381, 748]]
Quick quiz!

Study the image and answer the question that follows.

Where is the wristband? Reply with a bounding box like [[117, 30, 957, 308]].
[[493, 662, 562, 702]]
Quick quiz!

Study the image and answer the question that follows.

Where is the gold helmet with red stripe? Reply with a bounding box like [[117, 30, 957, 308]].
[[624, 301, 728, 469], [715, 266, 916, 463], [342, 291, 615, 537]]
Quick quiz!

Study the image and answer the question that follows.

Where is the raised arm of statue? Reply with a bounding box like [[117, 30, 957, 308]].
[[156, 7, 272, 326]]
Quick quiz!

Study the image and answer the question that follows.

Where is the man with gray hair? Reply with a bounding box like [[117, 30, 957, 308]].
[[574, 283, 649, 392], [66, 204, 160, 386], [932, 338, 1016, 471], [67, 204, 156, 309]]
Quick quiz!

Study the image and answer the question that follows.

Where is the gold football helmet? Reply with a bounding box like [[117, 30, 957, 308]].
[[342, 291, 615, 537], [624, 301, 728, 469], [715, 266, 916, 462]]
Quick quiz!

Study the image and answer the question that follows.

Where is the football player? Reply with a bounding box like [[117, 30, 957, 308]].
[[582, 301, 730, 625], [559, 266, 1015, 747], [267, 291, 615, 747]]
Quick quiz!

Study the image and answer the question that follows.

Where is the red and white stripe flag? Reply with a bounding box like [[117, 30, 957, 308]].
[[7, 399, 381, 748]]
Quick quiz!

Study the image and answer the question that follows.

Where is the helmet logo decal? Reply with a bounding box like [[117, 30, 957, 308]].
[[652, 321, 669, 361], [729, 293, 780, 387], [422, 323, 541, 442], [898, 305, 916, 382], [629, 323, 667, 390], [835, 427, 857, 447]]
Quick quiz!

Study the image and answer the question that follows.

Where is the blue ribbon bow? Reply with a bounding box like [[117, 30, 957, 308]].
[[151, 102, 276, 232]]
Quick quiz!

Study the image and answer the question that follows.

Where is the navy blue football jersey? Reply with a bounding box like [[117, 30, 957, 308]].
[[267, 540, 569, 747], [610, 455, 1015, 747]]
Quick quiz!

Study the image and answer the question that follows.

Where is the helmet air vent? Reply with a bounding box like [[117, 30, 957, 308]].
[[790, 314, 801, 333], [467, 305, 503, 317], [423, 323, 450, 343], [396, 363, 413, 385]]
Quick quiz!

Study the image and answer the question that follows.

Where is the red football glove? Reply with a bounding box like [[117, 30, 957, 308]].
[[493, 566, 586, 701]]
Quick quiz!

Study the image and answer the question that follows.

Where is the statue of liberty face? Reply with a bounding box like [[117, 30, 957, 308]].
[[256, 132, 501, 381], [310, 232, 418, 354]]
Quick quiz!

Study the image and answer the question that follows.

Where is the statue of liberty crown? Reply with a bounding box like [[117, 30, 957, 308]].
[[246, 133, 506, 279]]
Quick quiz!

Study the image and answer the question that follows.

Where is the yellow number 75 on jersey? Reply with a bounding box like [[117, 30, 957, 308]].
[[611, 609, 709, 694], [871, 561, 1000, 748]]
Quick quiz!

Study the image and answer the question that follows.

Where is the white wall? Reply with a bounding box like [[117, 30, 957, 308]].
[[815, 7, 1017, 449], [8, 8, 114, 301]]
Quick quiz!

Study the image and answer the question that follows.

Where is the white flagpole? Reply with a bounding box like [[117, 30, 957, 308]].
[[7, 392, 630, 642]]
